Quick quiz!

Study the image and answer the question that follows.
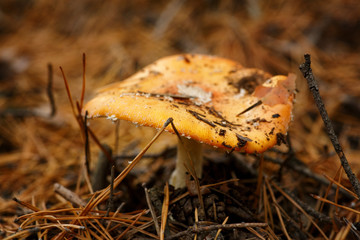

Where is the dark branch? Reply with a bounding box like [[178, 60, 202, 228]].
[[299, 54, 360, 199]]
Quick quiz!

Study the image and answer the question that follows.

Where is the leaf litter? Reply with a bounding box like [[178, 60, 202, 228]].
[[1, 1, 360, 239]]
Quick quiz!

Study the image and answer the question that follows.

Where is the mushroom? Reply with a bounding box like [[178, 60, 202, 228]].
[[84, 54, 296, 188]]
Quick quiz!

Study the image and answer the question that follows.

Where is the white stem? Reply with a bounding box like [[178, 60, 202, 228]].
[[169, 137, 203, 188]]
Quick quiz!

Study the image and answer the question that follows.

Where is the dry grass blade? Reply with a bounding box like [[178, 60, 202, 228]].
[[319, 165, 343, 213], [108, 218, 159, 239], [54, 118, 173, 238], [87, 220, 112, 240], [12, 197, 40, 212], [84, 118, 173, 213], [59, 66, 77, 119], [4, 224, 86, 240], [60, 67, 87, 145], [264, 178, 291, 240], [106, 203, 125, 231], [246, 226, 266, 240], [262, 183, 274, 230], [311, 194, 360, 215], [265, 226, 279, 240], [214, 216, 228, 240], [323, 173, 358, 199], [271, 181, 329, 240], [115, 210, 147, 240], [160, 182, 169, 240]]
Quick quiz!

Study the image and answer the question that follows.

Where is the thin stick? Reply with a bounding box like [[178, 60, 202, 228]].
[[106, 203, 125, 231], [83, 158, 94, 195], [312, 194, 360, 215], [271, 181, 329, 240], [13, 197, 40, 212], [143, 184, 160, 236], [279, 183, 331, 223], [80, 53, 86, 110], [323, 173, 358, 199], [246, 227, 266, 240], [194, 207, 198, 240], [265, 178, 291, 240], [59, 66, 77, 118], [47, 63, 56, 117], [263, 155, 353, 198], [84, 111, 90, 176], [299, 54, 360, 199], [54, 183, 86, 207], [115, 210, 146, 240], [214, 216, 228, 240]]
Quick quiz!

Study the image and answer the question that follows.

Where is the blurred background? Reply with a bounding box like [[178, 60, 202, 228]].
[[0, 0, 360, 232]]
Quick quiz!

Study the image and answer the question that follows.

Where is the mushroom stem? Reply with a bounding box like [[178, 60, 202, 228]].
[[170, 137, 203, 188]]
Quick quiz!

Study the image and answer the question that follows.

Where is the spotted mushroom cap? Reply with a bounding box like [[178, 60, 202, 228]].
[[84, 54, 296, 153]]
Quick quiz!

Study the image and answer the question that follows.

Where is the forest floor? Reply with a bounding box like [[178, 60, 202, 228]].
[[1, 1, 360, 239]]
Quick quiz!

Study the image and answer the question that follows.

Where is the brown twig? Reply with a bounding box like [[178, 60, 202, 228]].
[[264, 178, 291, 240], [246, 227, 266, 240], [271, 181, 330, 239], [143, 184, 160, 236], [53, 183, 86, 207], [59, 66, 77, 119], [13, 198, 40, 212], [116, 210, 147, 240], [46, 63, 56, 117], [84, 110, 90, 177], [80, 53, 86, 110], [280, 183, 332, 224], [299, 54, 360, 199], [263, 155, 354, 198]]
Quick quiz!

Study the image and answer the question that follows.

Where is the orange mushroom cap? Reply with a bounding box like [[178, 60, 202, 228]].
[[84, 54, 296, 153]]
